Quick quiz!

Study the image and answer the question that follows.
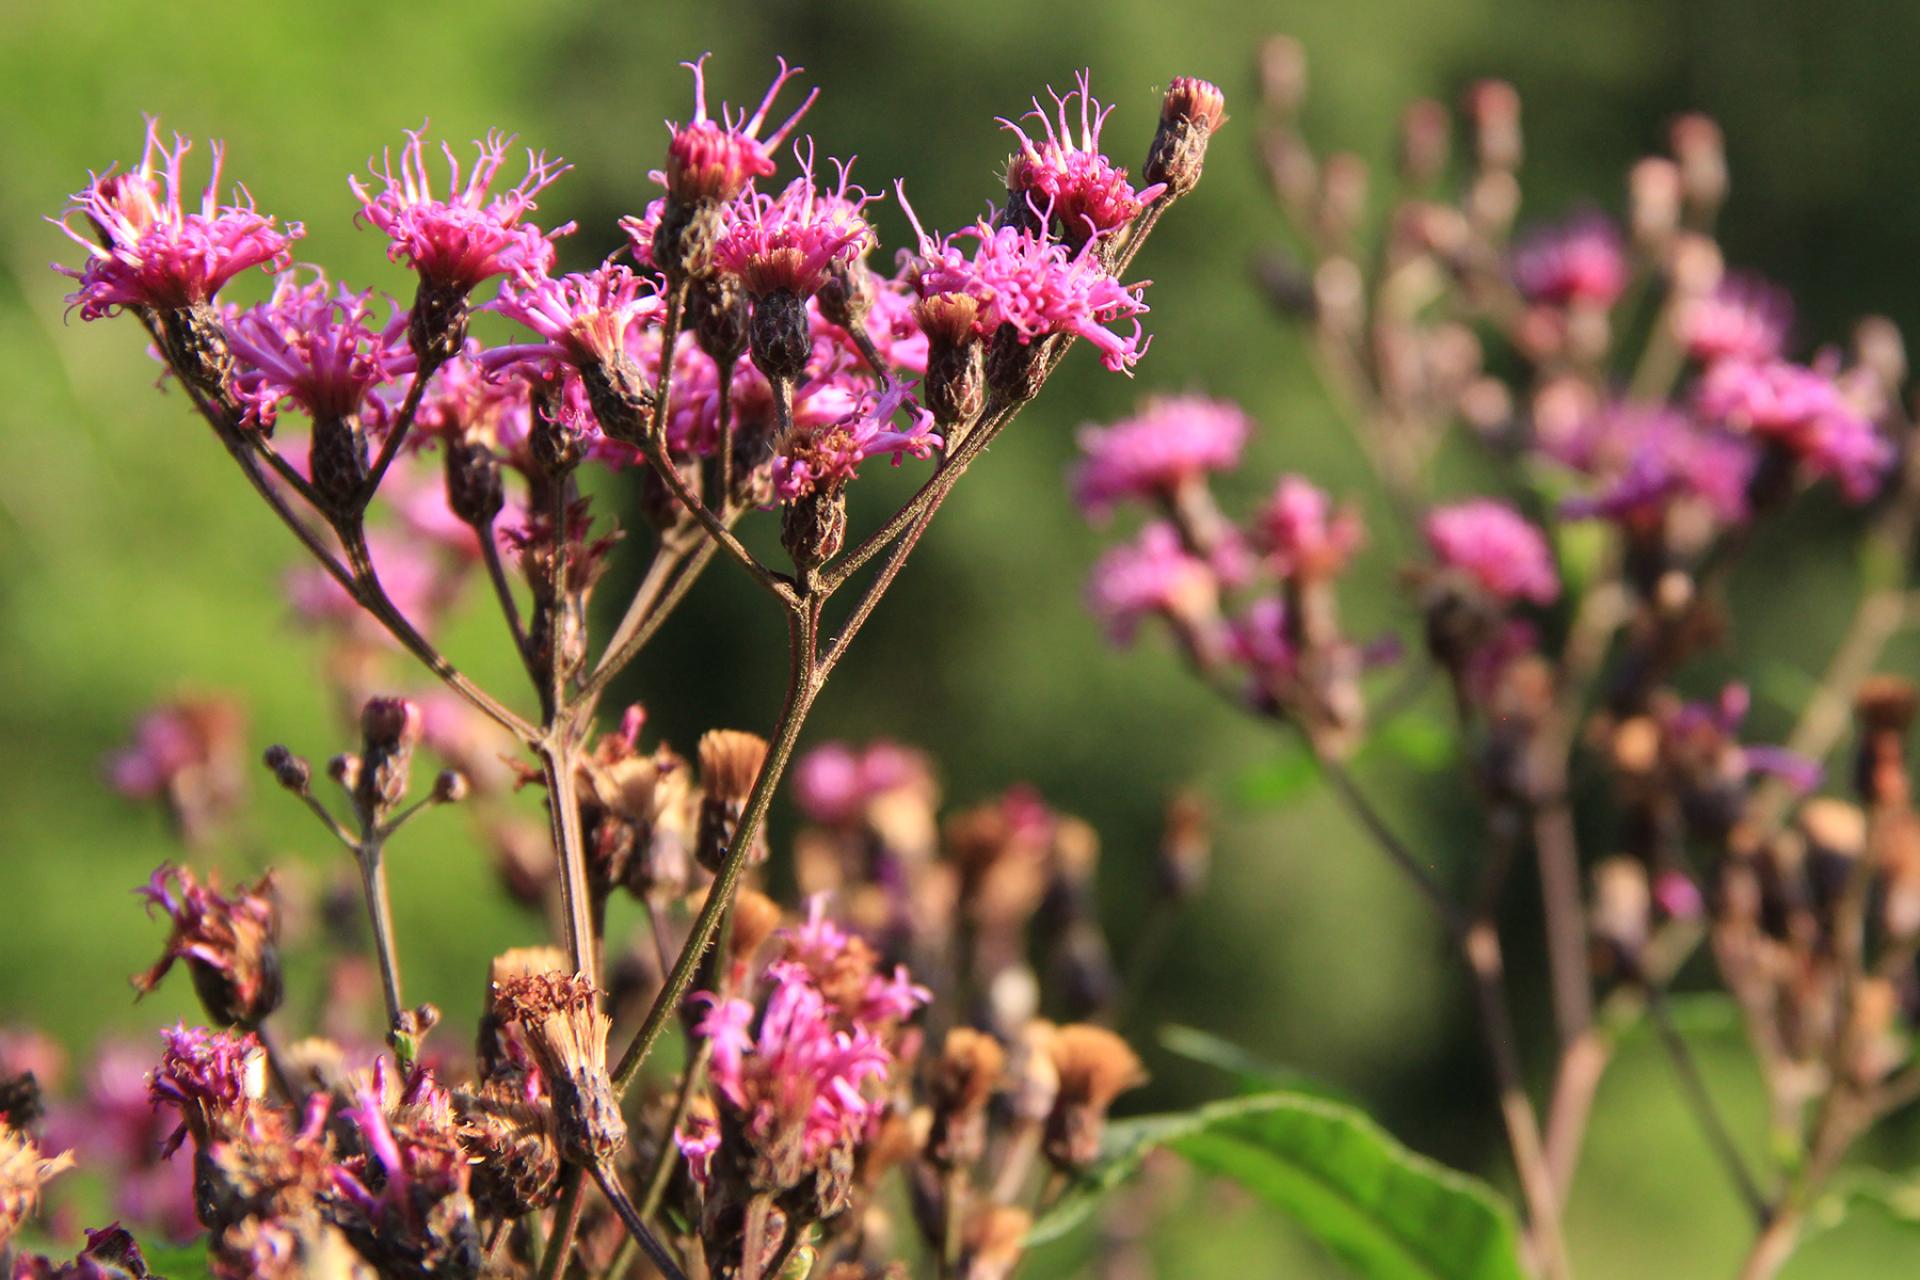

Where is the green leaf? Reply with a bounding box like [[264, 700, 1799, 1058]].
[[1028, 1093, 1526, 1280], [1373, 715, 1455, 772], [1232, 743, 1322, 809]]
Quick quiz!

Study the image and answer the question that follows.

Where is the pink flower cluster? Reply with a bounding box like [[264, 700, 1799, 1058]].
[[489, 263, 665, 371], [1696, 356, 1891, 501], [679, 904, 927, 1185], [1071, 394, 1251, 517], [53, 118, 302, 319], [713, 150, 876, 297], [771, 381, 942, 500], [1254, 474, 1365, 579], [1510, 211, 1628, 308], [1676, 273, 1792, 365], [791, 739, 935, 826], [224, 272, 413, 429], [1423, 500, 1561, 605], [350, 127, 571, 292], [1085, 521, 1218, 643], [655, 55, 818, 205], [147, 1024, 267, 1157], [1001, 70, 1167, 247], [1545, 402, 1756, 526]]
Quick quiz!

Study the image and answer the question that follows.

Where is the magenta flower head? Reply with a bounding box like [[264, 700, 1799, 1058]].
[[1696, 356, 1892, 502], [900, 184, 1152, 376], [351, 127, 570, 295], [1001, 70, 1166, 250], [1676, 272, 1792, 365], [489, 264, 664, 376], [1511, 210, 1628, 308], [1086, 521, 1218, 645], [715, 147, 877, 299], [1551, 402, 1756, 528], [792, 739, 937, 827], [135, 864, 282, 1029], [658, 54, 818, 206], [773, 380, 942, 502], [1423, 500, 1560, 605], [147, 1024, 267, 1157], [1071, 394, 1250, 518], [1255, 475, 1366, 580], [53, 118, 302, 322], [223, 272, 413, 432], [683, 963, 899, 1192]]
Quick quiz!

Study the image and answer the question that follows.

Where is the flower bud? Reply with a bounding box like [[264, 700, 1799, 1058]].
[[782, 488, 849, 575], [917, 296, 987, 431], [156, 302, 235, 401], [1670, 113, 1728, 215], [1398, 99, 1451, 187], [356, 697, 422, 824], [1144, 77, 1228, 199], [309, 415, 370, 518], [443, 436, 504, 528], [1463, 80, 1522, 172], [690, 271, 751, 365], [1042, 1024, 1145, 1171], [1259, 37, 1308, 115], [262, 744, 311, 795], [749, 288, 813, 383], [431, 770, 470, 805], [985, 325, 1049, 406], [408, 279, 471, 366], [580, 353, 655, 445], [652, 198, 727, 285]]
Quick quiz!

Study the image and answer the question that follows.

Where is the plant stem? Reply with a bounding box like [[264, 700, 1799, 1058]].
[[1532, 799, 1594, 1048], [593, 1161, 690, 1280], [540, 739, 598, 985], [538, 1169, 586, 1280], [1644, 986, 1767, 1223]]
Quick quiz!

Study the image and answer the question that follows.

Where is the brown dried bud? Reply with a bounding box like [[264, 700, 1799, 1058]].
[[926, 1029, 1005, 1170], [984, 324, 1049, 406], [1629, 158, 1683, 250], [431, 770, 469, 805], [409, 279, 472, 365], [1259, 37, 1307, 115], [731, 889, 785, 963], [782, 488, 849, 574], [328, 753, 361, 792], [443, 436, 504, 528], [1043, 1025, 1145, 1171], [918, 296, 987, 429], [478, 946, 570, 1076], [262, 745, 311, 795], [1145, 76, 1227, 199], [818, 259, 874, 336], [958, 1205, 1031, 1280], [156, 301, 235, 401], [309, 414, 370, 518], [749, 288, 813, 384], [0, 1125, 73, 1245], [1398, 98, 1451, 187], [0, 1075, 43, 1131], [490, 972, 626, 1165], [1670, 113, 1728, 215], [652, 197, 727, 284], [356, 696, 423, 823], [1463, 80, 1522, 171], [457, 1077, 563, 1218]]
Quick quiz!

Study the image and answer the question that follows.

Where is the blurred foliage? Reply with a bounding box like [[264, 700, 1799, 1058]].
[[6, 0, 1920, 1273]]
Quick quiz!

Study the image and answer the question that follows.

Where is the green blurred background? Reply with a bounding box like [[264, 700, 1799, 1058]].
[[5, 0, 1920, 1273]]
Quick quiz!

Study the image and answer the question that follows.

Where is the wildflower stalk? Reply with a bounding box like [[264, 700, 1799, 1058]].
[[537, 1170, 586, 1280], [592, 1161, 689, 1280]]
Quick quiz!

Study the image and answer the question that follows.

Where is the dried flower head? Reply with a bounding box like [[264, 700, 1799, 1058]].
[[0, 1124, 73, 1248], [1042, 1024, 1146, 1169], [490, 972, 625, 1164], [135, 864, 282, 1028]]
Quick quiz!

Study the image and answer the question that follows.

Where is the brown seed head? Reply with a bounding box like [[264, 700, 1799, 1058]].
[[699, 729, 770, 804]]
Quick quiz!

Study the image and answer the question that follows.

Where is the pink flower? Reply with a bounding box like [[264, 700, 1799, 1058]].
[[673, 1108, 721, 1186], [147, 1024, 266, 1157], [1676, 272, 1791, 364], [53, 118, 302, 318], [1254, 475, 1365, 579], [791, 740, 935, 826], [46, 1042, 199, 1242], [415, 344, 536, 458], [657, 54, 818, 204], [133, 864, 280, 1026], [1511, 211, 1628, 307], [1001, 70, 1166, 247], [105, 699, 244, 804], [1550, 403, 1755, 526], [1071, 394, 1250, 517], [350, 127, 571, 292], [772, 379, 942, 500], [1085, 521, 1217, 643], [223, 272, 413, 430], [488, 263, 665, 371], [900, 186, 1152, 372], [775, 898, 933, 1025], [1424, 500, 1560, 605], [1696, 357, 1891, 501], [714, 148, 877, 297], [1225, 596, 1299, 680], [689, 966, 896, 1182]]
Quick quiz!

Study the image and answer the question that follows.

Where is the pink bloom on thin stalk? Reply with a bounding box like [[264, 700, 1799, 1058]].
[[1071, 394, 1250, 518], [1696, 357, 1892, 501], [899, 185, 1152, 373], [1225, 596, 1300, 686], [1001, 70, 1166, 247], [772, 380, 942, 500], [223, 272, 413, 430], [488, 263, 665, 371], [1676, 272, 1792, 364], [1086, 521, 1217, 644], [776, 898, 932, 1025], [1550, 403, 1756, 526], [791, 739, 935, 827], [1424, 500, 1560, 605], [1254, 475, 1365, 579], [714, 147, 877, 297], [685, 967, 897, 1183], [1511, 211, 1628, 308], [52, 118, 302, 319], [147, 1024, 267, 1157], [657, 54, 819, 204], [350, 127, 571, 292]]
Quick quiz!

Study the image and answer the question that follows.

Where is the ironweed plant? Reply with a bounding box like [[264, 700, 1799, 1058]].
[[1073, 34, 1920, 1280], [4, 54, 1228, 1280]]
